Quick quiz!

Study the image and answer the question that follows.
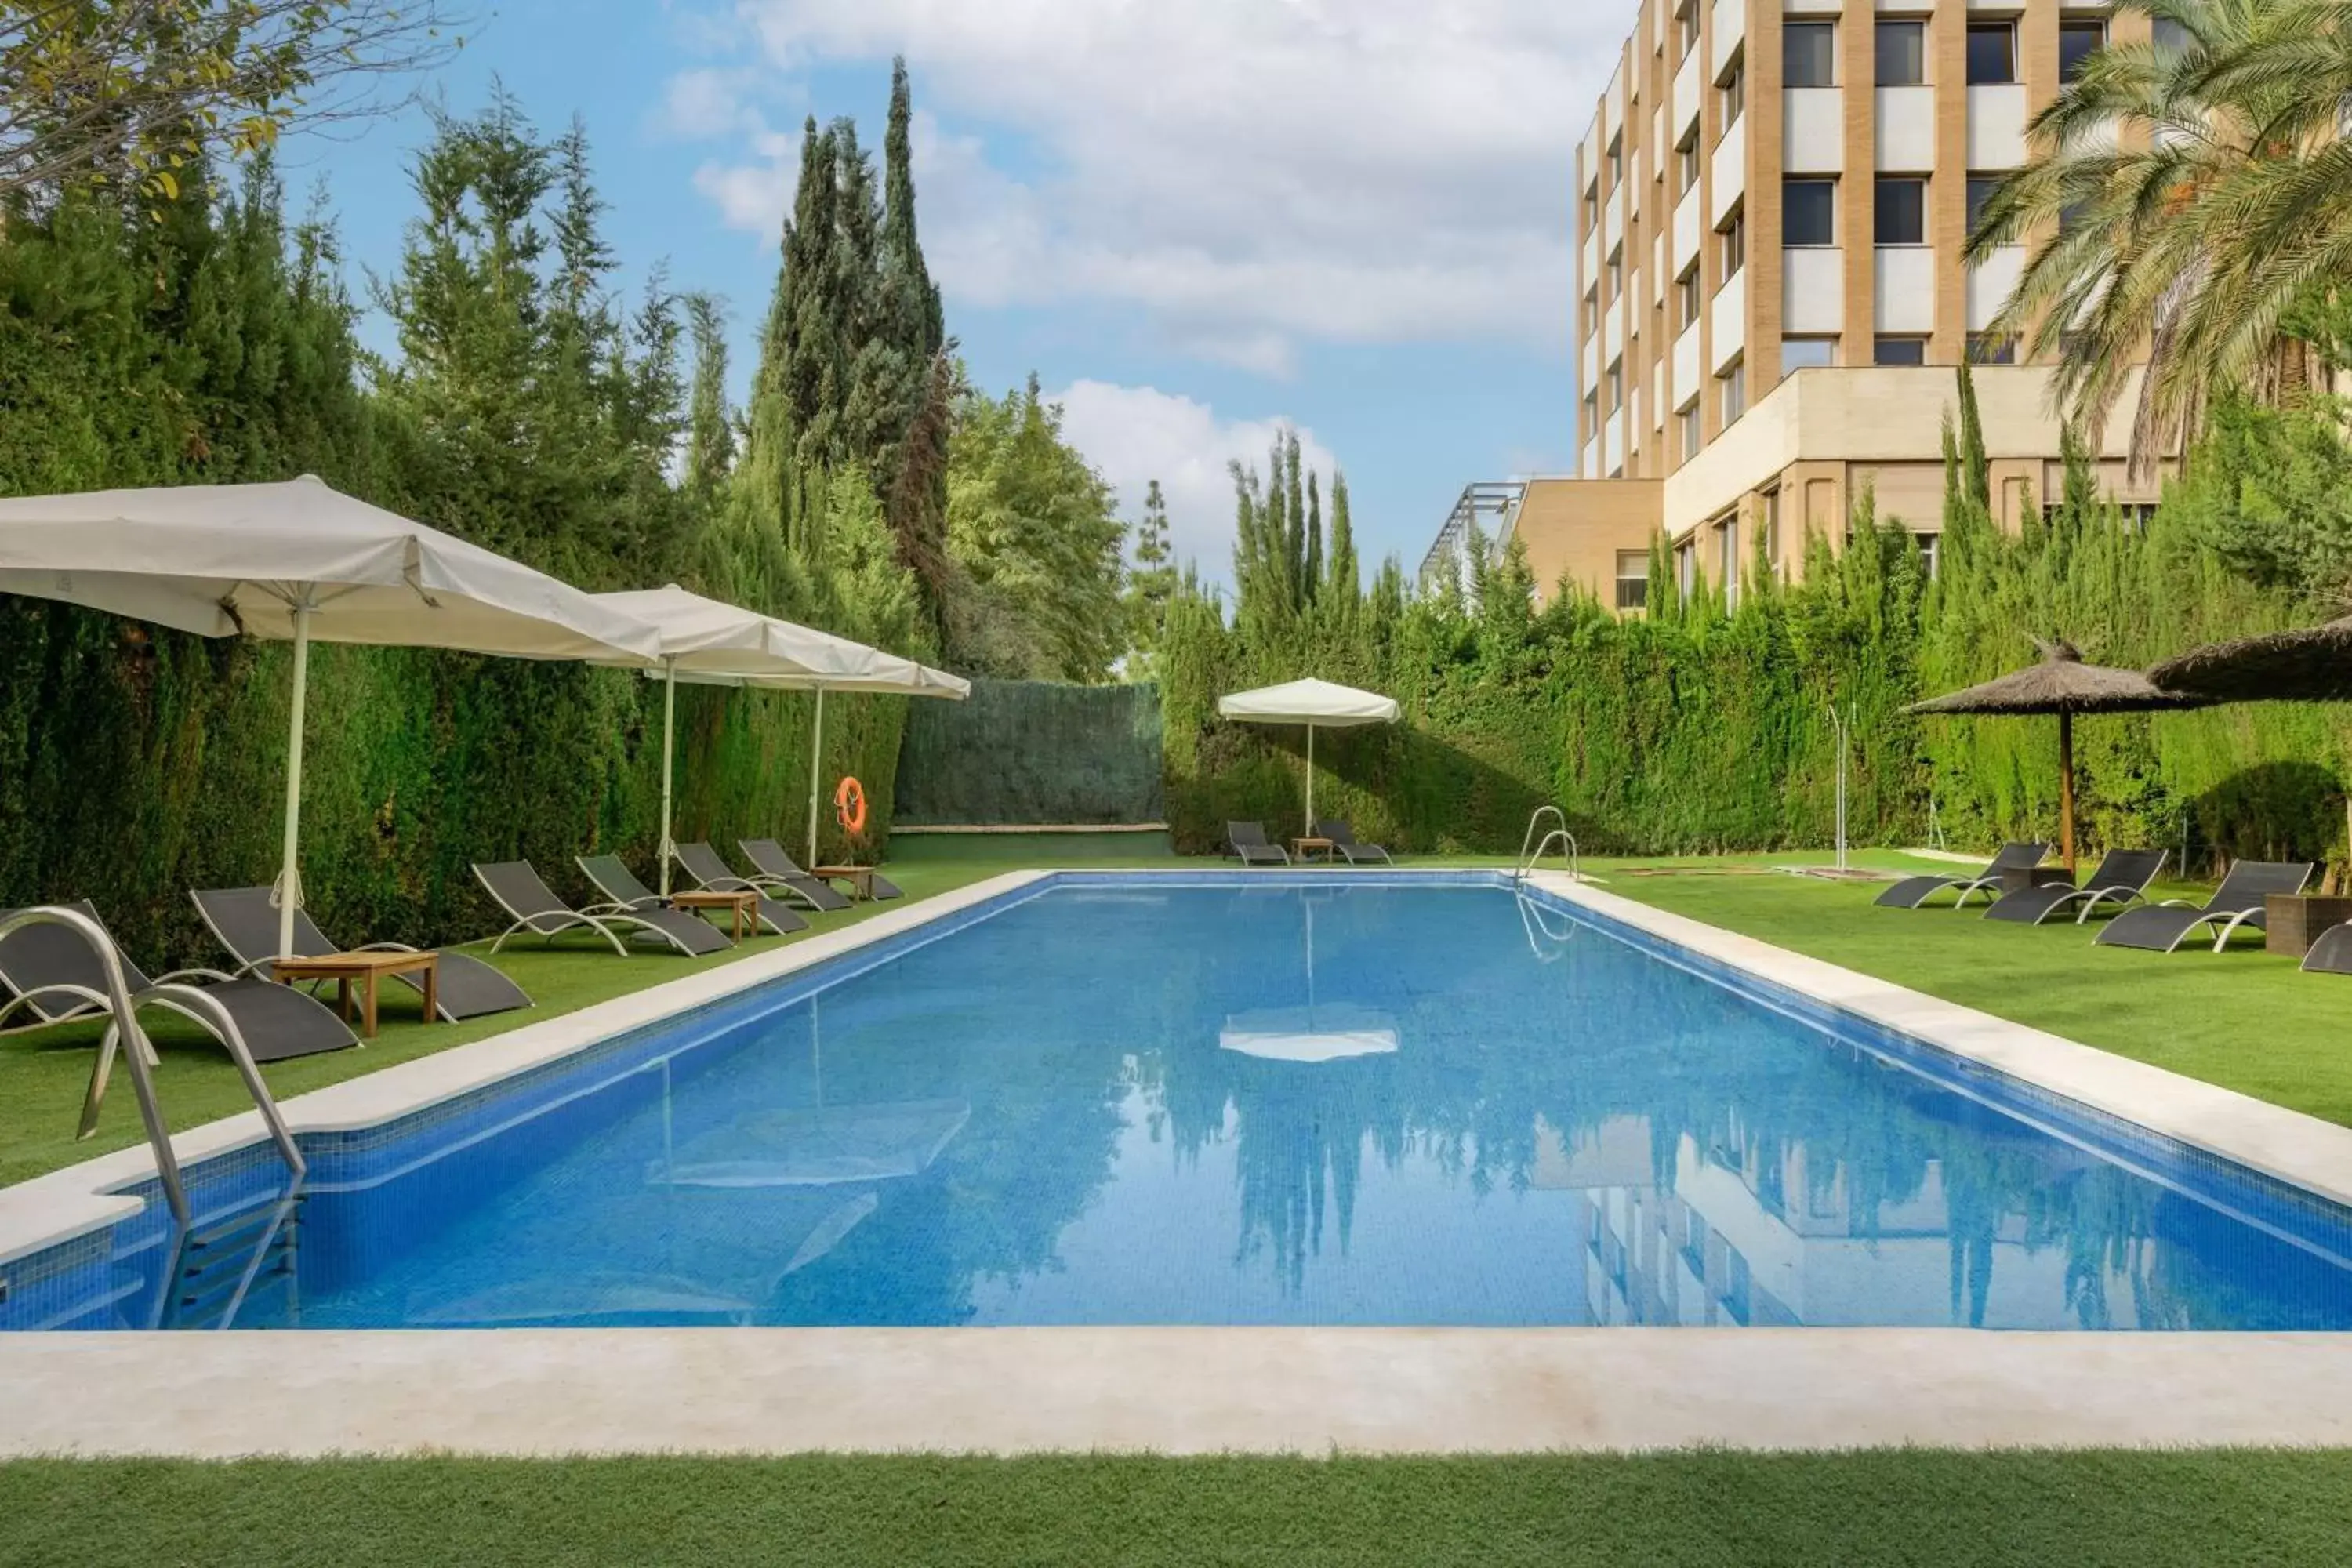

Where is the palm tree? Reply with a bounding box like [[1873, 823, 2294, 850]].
[[1966, 0, 2352, 477]]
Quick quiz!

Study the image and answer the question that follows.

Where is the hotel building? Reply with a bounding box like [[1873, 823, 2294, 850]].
[[1428, 0, 2169, 611]]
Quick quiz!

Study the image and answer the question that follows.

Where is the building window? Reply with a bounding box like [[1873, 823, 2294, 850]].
[[1679, 402, 1703, 462], [1782, 336, 1836, 377], [1966, 22, 2016, 85], [1582, 182, 1599, 234], [1761, 488, 1781, 572], [1678, 136, 1701, 195], [1875, 20, 1926, 86], [1720, 361, 1747, 425], [1916, 530, 1941, 580], [1717, 516, 1742, 611], [1784, 178, 1835, 246], [1675, 540, 1697, 601], [1784, 22, 1835, 88], [1720, 63, 1745, 132], [1606, 250, 1623, 303], [2060, 20, 2106, 82], [1721, 212, 1746, 278], [1607, 135, 1624, 191], [1874, 336, 1929, 366], [1676, 268, 1703, 331], [1606, 361, 1624, 413], [1581, 391, 1599, 441], [1967, 332, 2016, 365], [1677, 0, 1700, 61], [1875, 176, 1926, 245], [2152, 18, 2193, 56], [1615, 550, 1650, 612], [1966, 175, 2002, 236]]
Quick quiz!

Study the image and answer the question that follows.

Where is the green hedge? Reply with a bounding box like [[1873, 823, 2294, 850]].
[[894, 678, 1164, 826]]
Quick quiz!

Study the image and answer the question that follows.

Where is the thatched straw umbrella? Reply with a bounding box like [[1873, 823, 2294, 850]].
[[2148, 616, 2352, 704], [1907, 640, 2209, 873]]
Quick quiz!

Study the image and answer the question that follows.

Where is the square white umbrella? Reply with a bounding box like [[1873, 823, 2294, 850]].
[[1217, 677, 1400, 837], [593, 585, 969, 886], [0, 475, 664, 955]]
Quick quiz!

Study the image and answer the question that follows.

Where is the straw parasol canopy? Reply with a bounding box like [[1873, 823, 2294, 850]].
[[2148, 616, 2352, 704], [1907, 639, 2209, 871]]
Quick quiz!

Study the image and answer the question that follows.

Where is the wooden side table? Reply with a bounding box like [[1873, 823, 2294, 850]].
[[272, 951, 438, 1040], [2266, 894, 2352, 958], [814, 866, 877, 901], [1997, 866, 2077, 895], [670, 889, 758, 940], [1290, 837, 1337, 863]]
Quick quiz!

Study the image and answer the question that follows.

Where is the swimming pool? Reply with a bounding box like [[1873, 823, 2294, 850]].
[[9, 873, 2352, 1332]]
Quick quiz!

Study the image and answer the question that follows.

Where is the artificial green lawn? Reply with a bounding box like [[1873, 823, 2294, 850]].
[[1594, 849, 2352, 1129], [2, 1451, 2348, 1566]]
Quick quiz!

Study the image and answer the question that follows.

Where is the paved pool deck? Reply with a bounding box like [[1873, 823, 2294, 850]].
[[3, 867, 2350, 1457]]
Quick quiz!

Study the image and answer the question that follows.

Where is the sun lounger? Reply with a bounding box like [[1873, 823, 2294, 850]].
[[1227, 822, 1290, 866], [0, 899, 356, 1062], [472, 860, 731, 957], [579, 852, 808, 938], [1314, 819, 1393, 866], [1981, 849, 2168, 926], [1874, 842, 2052, 909], [741, 839, 902, 902], [674, 840, 851, 913], [193, 887, 531, 1022], [2095, 861, 2315, 953], [2300, 921, 2352, 976]]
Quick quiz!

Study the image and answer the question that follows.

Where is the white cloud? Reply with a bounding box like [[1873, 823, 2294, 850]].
[[666, 0, 1616, 371], [1048, 380, 1341, 579]]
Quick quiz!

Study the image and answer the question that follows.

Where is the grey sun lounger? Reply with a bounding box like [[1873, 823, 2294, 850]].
[[473, 860, 731, 957], [193, 887, 531, 1022], [579, 852, 808, 938], [1981, 849, 2168, 926], [1315, 819, 1393, 866], [1874, 842, 2052, 909], [0, 899, 357, 1063], [1228, 822, 1290, 866], [2299, 921, 2352, 976], [674, 840, 852, 913], [2095, 860, 2315, 954], [742, 839, 902, 902]]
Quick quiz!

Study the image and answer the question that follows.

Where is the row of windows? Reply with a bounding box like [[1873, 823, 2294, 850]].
[[1784, 16, 2185, 91], [1781, 174, 2005, 248]]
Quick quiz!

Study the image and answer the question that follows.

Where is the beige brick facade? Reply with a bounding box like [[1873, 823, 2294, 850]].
[[1452, 0, 2165, 608]]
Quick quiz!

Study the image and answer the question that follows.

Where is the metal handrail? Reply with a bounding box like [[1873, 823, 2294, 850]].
[[0, 906, 189, 1225], [1513, 808, 1581, 884]]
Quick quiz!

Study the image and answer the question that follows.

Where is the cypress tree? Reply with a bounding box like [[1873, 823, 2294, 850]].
[[1303, 470, 1323, 607], [882, 56, 944, 360], [1327, 471, 1359, 611], [683, 291, 735, 499]]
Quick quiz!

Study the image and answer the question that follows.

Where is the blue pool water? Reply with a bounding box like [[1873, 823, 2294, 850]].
[[10, 876, 2352, 1331]]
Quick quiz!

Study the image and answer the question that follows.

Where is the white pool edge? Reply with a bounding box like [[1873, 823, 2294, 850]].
[[4, 865, 2351, 1458]]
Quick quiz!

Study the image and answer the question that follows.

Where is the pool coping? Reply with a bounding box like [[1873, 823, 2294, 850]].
[[4, 865, 2352, 1457]]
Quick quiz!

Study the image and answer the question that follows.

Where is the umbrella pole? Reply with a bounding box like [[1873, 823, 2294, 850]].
[[1305, 724, 1316, 837], [807, 687, 826, 870], [2058, 710, 2077, 875], [658, 660, 677, 897], [274, 601, 314, 963]]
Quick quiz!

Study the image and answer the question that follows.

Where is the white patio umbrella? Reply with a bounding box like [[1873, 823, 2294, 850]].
[[593, 586, 968, 887], [0, 476, 662, 956], [1217, 677, 1400, 837]]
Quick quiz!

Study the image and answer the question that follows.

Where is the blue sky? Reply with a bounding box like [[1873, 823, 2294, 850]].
[[285, 0, 1627, 581]]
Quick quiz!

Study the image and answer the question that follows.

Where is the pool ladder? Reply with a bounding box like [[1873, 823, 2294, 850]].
[[0, 906, 305, 1228], [1513, 806, 1581, 884]]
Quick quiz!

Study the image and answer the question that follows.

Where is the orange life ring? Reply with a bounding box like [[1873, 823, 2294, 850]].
[[835, 775, 869, 837]]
